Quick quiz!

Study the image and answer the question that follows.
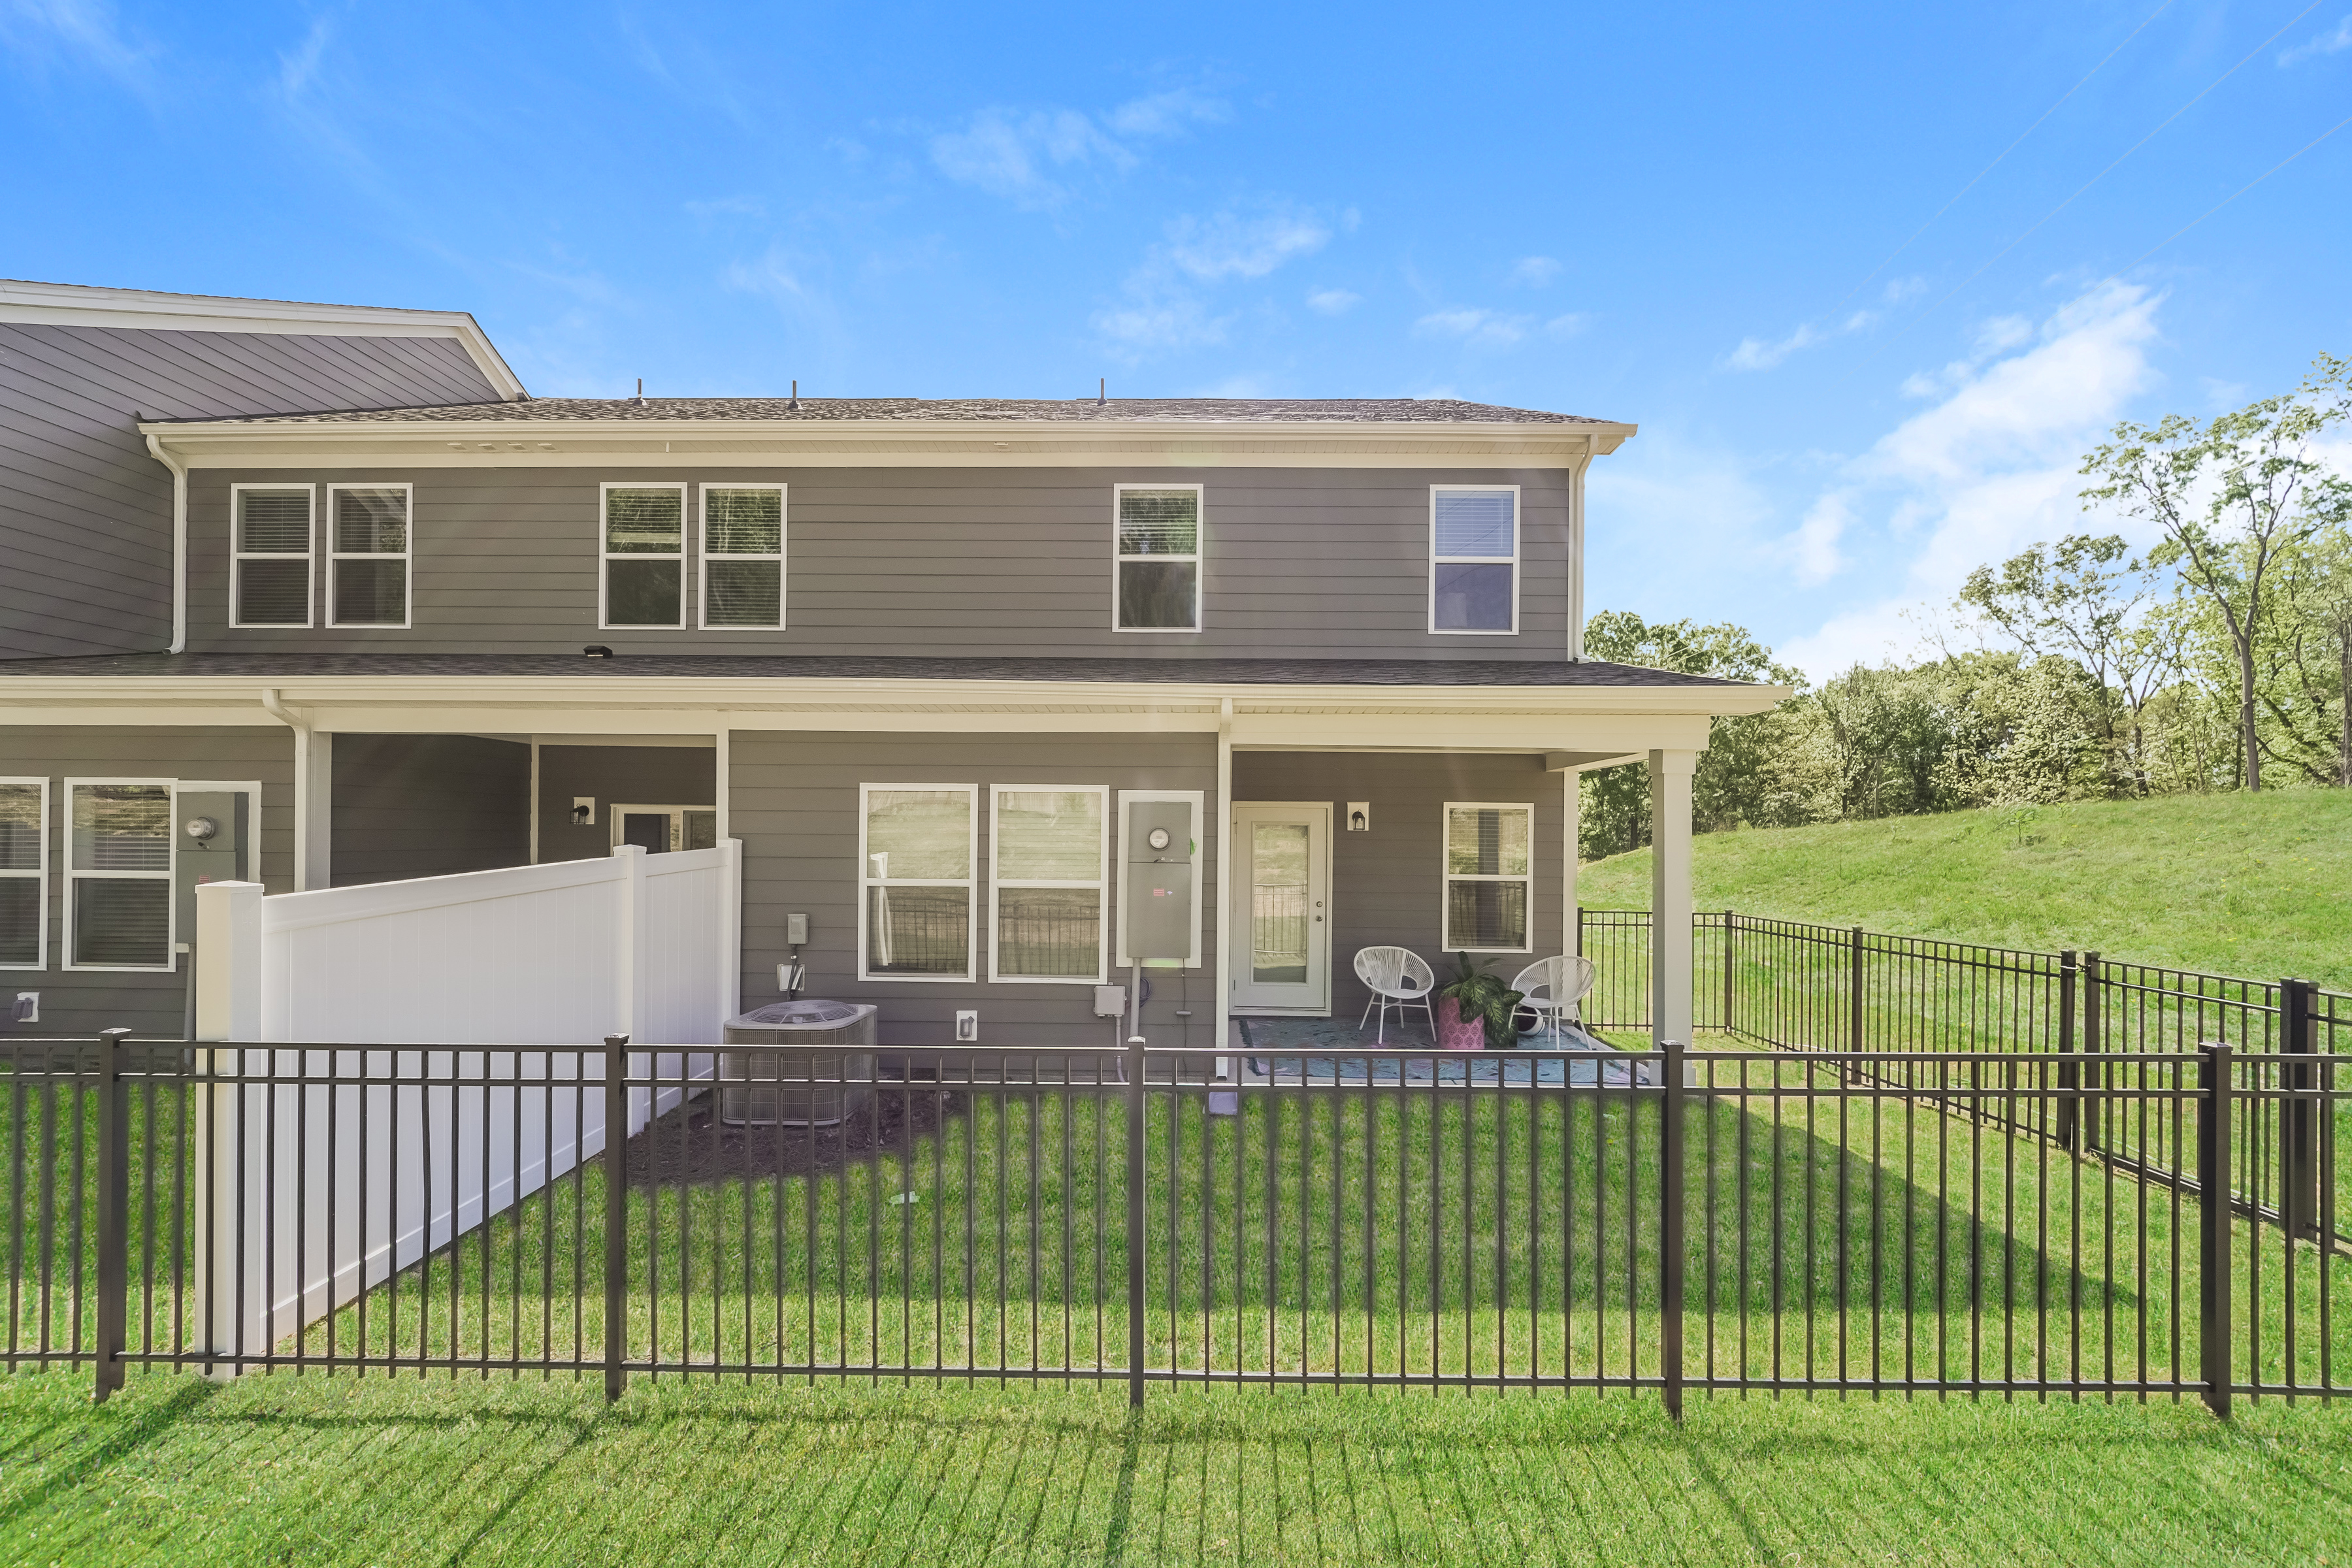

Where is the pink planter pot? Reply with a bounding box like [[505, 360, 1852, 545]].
[[1434, 997, 1486, 1051]]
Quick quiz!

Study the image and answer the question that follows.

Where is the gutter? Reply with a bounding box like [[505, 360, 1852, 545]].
[[261, 687, 314, 890], [145, 434, 188, 654]]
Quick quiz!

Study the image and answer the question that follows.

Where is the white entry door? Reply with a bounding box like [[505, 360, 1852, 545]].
[[1229, 802, 1331, 1013]]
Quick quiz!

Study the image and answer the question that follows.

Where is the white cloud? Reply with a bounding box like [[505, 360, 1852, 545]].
[[1545, 312, 1592, 338], [1727, 322, 1825, 371], [1094, 203, 1331, 357], [0, 0, 155, 91], [1416, 307, 1531, 347], [1166, 208, 1329, 280], [930, 107, 1130, 208], [2281, 15, 2352, 65], [1307, 287, 1362, 315], [1776, 280, 2164, 679], [1105, 86, 1229, 137], [276, 14, 328, 97], [1509, 256, 1561, 287]]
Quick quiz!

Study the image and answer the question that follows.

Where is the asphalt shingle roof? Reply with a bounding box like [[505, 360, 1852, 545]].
[[148, 397, 1618, 428], [0, 653, 1753, 688]]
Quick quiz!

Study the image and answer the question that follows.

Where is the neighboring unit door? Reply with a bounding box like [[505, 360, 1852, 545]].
[[1228, 802, 1331, 1013]]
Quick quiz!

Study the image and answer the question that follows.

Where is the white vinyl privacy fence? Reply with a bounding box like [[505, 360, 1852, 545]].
[[189, 841, 742, 1360]]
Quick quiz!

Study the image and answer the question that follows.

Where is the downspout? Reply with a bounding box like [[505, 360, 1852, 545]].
[[261, 688, 313, 891], [145, 434, 189, 653]]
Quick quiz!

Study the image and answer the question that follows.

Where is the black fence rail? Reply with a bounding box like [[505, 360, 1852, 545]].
[[1577, 910, 2352, 1250], [9, 1032, 2348, 1418]]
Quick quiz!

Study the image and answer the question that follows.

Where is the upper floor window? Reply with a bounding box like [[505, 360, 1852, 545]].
[[232, 485, 314, 628], [328, 484, 411, 628], [0, 779, 46, 970], [602, 484, 687, 629], [1114, 485, 1202, 632], [701, 485, 785, 629], [1429, 486, 1519, 635]]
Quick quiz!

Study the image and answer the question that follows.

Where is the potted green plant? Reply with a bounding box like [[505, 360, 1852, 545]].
[[1434, 952, 1526, 1049]]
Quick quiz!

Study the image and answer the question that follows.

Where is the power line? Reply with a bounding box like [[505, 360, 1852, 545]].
[[1830, 0, 2175, 316], [1912, 0, 2327, 322], [2125, 109, 2352, 270]]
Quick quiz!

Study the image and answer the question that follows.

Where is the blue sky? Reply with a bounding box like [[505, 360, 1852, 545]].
[[5, 1, 2349, 677]]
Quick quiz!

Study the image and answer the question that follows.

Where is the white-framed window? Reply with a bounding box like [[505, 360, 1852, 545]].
[[65, 779, 174, 972], [700, 485, 785, 629], [1113, 484, 1202, 632], [858, 785, 976, 981], [1429, 485, 1519, 635], [989, 785, 1107, 983], [327, 483, 412, 628], [1441, 802, 1533, 953], [600, 483, 687, 629], [608, 804, 719, 853], [231, 483, 315, 628], [0, 779, 47, 970]]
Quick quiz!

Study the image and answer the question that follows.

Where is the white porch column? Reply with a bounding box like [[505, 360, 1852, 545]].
[[302, 732, 333, 891], [1561, 767, 1580, 957], [1648, 749, 1695, 1047]]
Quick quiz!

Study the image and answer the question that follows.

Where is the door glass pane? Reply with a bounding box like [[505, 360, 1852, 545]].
[[621, 813, 670, 854], [1250, 821, 1309, 985], [996, 886, 1099, 979]]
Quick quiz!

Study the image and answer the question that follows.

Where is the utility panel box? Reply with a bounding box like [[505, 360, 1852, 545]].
[[173, 791, 248, 953], [1122, 797, 1195, 965]]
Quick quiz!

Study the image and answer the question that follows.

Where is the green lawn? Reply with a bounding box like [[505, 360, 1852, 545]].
[[1578, 790, 2352, 989], [7, 1371, 2351, 1565]]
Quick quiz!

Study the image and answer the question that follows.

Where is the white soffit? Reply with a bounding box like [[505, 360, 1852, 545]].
[[0, 278, 527, 402]]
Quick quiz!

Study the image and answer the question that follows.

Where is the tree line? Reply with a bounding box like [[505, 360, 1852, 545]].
[[1580, 355, 2352, 861]]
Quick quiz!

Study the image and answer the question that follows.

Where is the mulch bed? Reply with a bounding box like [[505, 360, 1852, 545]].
[[622, 1081, 968, 1188]]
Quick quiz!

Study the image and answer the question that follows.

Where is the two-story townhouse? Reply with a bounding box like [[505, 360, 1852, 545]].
[[0, 280, 1779, 1056]]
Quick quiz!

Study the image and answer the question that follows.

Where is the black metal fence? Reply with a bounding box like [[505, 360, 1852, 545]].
[[1578, 910, 2352, 1250], [9, 1032, 2347, 1416]]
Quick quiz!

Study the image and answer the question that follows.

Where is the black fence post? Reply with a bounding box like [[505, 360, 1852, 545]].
[[2056, 952, 2079, 1152], [2281, 979, 2317, 1244], [2199, 1041, 2232, 1421], [603, 1034, 630, 1403], [1659, 1038, 1685, 1420], [1721, 911, 1736, 1036], [93, 1029, 132, 1403], [1847, 926, 1865, 1085], [2082, 952, 2103, 1154], [1125, 1017, 1147, 1408]]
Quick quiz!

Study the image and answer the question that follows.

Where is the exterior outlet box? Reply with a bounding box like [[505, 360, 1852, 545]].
[[1122, 798, 1196, 964], [787, 913, 809, 945], [1092, 985, 1126, 1019], [10, 994, 32, 1026], [954, 1010, 979, 1042]]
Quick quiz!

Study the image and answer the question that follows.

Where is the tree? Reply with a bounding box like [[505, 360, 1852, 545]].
[[1578, 612, 1803, 858], [2080, 357, 2348, 791], [1955, 534, 2178, 792]]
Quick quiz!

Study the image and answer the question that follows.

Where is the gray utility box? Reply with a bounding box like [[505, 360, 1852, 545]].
[[719, 1000, 879, 1127], [174, 792, 249, 947], [1124, 798, 1195, 963]]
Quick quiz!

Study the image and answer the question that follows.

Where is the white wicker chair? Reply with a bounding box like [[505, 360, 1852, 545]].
[[1354, 946, 1438, 1045], [1511, 955, 1597, 1045]]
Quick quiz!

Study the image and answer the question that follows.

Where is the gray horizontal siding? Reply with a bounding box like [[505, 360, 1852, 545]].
[[731, 730, 1218, 1051], [186, 466, 1574, 662], [331, 734, 530, 886], [0, 726, 293, 1039], [0, 325, 498, 660], [1230, 752, 1567, 1024], [535, 745, 717, 866]]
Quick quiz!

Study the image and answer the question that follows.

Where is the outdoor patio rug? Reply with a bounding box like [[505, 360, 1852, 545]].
[[1234, 1016, 1650, 1086]]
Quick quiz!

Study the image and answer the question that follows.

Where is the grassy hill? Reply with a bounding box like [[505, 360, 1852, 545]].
[[1578, 789, 2352, 990]]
